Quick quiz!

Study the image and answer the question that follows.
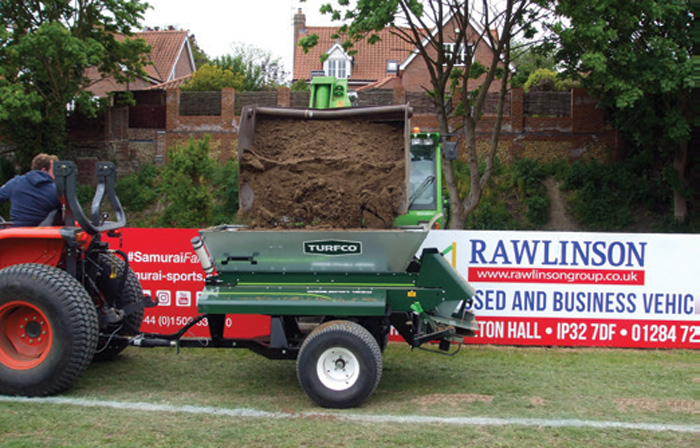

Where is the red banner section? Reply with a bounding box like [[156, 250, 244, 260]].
[[458, 317, 699, 349], [110, 228, 698, 349]]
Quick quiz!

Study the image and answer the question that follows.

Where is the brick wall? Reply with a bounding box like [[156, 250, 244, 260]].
[[397, 87, 618, 162], [76, 85, 618, 181]]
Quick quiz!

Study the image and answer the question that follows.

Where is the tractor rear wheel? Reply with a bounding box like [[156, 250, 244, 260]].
[[297, 320, 382, 408], [92, 254, 144, 361], [0, 264, 99, 396]]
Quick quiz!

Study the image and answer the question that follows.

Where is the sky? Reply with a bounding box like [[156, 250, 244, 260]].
[[143, 0, 337, 77]]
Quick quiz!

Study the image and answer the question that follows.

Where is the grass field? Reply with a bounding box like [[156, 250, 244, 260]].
[[1, 344, 697, 447]]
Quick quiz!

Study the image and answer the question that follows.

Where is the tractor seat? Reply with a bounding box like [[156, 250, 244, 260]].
[[38, 209, 63, 227]]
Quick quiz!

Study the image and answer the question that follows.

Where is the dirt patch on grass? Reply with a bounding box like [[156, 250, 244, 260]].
[[529, 396, 547, 407], [238, 117, 407, 229], [614, 398, 697, 414]]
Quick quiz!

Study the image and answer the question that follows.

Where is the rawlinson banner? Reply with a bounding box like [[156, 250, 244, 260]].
[[110, 228, 699, 349]]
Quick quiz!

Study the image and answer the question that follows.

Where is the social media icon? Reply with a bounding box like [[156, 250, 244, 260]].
[[176, 291, 191, 307], [156, 290, 171, 306]]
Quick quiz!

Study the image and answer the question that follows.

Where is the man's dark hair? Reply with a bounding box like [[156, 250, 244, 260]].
[[31, 153, 58, 171]]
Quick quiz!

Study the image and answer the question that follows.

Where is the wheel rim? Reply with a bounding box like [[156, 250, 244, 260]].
[[0, 301, 53, 370], [316, 347, 360, 391]]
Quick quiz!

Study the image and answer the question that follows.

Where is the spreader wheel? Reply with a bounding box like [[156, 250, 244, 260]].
[[92, 254, 144, 361], [297, 320, 383, 408], [0, 264, 99, 396]]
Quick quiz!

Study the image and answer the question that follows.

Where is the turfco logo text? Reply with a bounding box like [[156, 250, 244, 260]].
[[304, 240, 362, 256]]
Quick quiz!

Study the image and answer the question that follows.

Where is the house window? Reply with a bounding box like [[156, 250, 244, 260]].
[[323, 44, 352, 79], [443, 43, 472, 66], [327, 59, 349, 79]]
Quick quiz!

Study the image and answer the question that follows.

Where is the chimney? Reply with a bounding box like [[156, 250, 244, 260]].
[[293, 8, 306, 49]]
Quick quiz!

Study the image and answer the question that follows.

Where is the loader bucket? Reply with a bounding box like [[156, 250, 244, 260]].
[[237, 105, 413, 229]]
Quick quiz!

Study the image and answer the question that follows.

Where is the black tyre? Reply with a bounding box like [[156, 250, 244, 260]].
[[297, 320, 383, 409], [93, 254, 144, 361], [0, 263, 99, 396]]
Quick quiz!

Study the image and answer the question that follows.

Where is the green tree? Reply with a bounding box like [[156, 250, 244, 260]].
[[180, 64, 245, 91], [510, 41, 559, 88], [212, 44, 287, 91], [551, 0, 693, 222], [523, 68, 566, 92], [0, 0, 151, 168], [290, 79, 310, 92], [159, 136, 215, 228], [299, 0, 546, 228]]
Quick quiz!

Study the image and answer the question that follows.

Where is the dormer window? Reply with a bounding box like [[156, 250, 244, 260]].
[[324, 43, 352, 79]]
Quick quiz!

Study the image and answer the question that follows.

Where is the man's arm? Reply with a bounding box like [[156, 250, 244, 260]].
[[0, 177, 17, 202]]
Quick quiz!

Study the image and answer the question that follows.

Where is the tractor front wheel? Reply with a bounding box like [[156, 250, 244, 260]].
[[0, 264, 99, 396], [297, 320, 382, 408]]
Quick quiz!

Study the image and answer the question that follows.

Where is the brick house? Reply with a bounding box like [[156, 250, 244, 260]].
[[85, 30, 196, 97], [292, 9, 504, 92]]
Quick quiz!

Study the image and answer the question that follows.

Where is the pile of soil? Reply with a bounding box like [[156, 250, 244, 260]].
[[238, 117, 406, 229]]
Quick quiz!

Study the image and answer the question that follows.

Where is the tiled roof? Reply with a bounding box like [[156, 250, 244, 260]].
[[356, 75, 403, 91], [294, 27, 420, 83], [136, 30, 190, 82]]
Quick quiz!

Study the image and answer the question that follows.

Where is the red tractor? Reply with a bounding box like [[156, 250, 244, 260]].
[[0, 161, 149, 396]]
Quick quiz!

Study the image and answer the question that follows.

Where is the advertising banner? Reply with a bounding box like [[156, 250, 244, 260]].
[[421, 231, 698, 349], [111, 228, 699, 349]]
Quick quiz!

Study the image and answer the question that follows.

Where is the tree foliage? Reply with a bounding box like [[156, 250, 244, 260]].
[[522, 68, 569, 92], [180, 64, 245, 91], [510, 41, 559, 88], [551, 0, 693, 221], [159, 136, 215, 228], [0, 0, 151, 168], [213, 44, 287, 91], [181, 44, 287, 92]]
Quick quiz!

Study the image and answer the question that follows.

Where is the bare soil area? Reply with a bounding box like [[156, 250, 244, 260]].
[[543, 176, 580, 231], [238, 117, 406, 229]]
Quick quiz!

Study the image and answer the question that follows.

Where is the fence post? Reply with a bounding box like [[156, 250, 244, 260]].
[[277, 86, 291, 107], [393, 86, 406, 105], [511, 88, 524, 133], [222, 87, 236, 125], [165, 88, 181, 131]]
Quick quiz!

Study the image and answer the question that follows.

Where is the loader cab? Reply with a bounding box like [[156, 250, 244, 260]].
[[393, 129, 447, 229], [309, 76, 354, 109]]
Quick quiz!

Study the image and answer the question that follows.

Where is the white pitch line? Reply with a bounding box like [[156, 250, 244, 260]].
[[0, 395, 697, 434]]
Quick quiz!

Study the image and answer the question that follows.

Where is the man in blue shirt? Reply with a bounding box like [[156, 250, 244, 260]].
[[0, 153, 60, 226]]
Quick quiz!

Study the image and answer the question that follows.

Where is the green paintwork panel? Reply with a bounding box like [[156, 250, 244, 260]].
[[197, 247, 477, 335], [198, 285, 387, 316]]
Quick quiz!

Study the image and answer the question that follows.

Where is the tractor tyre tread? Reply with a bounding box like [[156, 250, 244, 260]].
[[0, 263, 98, 396]]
